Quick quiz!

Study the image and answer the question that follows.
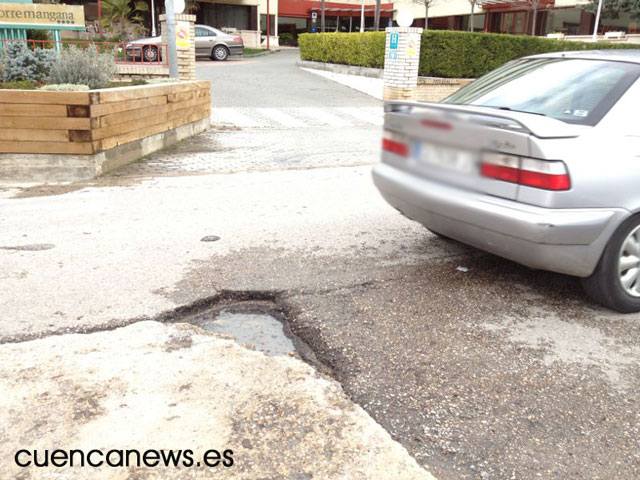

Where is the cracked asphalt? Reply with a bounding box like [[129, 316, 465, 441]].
[[1, 50, 640, 479]]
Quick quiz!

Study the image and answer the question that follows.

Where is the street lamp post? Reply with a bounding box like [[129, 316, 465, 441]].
[[165, 0, 179, 78], [360, 0, 365, 32], [151, 0, 156, 37], [592, 0, 604, 42]]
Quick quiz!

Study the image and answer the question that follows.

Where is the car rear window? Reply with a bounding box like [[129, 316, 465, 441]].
[[443, 58, 640, 126]]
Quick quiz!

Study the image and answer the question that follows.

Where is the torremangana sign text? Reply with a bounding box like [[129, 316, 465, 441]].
[[0, 2, 84, 27]]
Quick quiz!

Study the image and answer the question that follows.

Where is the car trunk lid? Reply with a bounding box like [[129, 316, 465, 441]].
[[383, 102, 585, 200]]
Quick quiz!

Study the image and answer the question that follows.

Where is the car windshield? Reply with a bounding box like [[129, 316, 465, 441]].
[[443, 58, 640, 126]]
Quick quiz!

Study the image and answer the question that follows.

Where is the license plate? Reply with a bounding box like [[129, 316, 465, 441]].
[[412, 142, 476, 174]]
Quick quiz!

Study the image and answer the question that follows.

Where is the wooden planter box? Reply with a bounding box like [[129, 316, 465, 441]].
[[0, 81, 211, 182]]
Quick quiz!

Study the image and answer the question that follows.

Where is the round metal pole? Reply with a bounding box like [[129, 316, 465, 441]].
[[360, 0, 365, 32], [592, 0, 603, 42], [151, 0, 157, 37], [267, 0, 270, 50], [165, 0, 179, 78]]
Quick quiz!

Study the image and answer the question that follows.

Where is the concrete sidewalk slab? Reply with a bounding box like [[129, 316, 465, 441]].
[[300, 68, 383, 100], [0, 321, 435, 479]]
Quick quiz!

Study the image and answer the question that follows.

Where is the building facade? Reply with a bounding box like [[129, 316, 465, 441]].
[[69, 0, 637, 41]]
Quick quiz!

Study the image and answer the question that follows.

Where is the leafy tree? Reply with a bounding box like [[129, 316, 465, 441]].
[[468, 0, 480, 31], [413, 0, 439, 29], [100, 0, 149, 41], [374, 0, 381, 31], [585, 0, 640, 20]]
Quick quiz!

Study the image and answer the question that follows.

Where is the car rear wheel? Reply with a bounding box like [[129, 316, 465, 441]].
[[212, 45, 229, 61], [582, 214, 640, 313], [142, 45, 159, 63]]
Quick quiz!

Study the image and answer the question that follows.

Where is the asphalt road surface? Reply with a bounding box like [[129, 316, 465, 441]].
[[2, 50, 639, 480]]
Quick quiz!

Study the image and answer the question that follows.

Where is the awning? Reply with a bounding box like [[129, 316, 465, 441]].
[[310, 7, 395, 12]]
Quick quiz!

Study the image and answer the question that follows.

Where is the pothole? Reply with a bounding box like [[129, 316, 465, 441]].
[[179, 297, 331, 375], [201, 310, 296, 356]]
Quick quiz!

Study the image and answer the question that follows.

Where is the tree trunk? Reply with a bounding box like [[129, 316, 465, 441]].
[[425, 3, 429, 30], [530, 1, 538, 36], [470, 3, 474, 31], [321, 0, 325, 32], [374, 0, 381, 31]]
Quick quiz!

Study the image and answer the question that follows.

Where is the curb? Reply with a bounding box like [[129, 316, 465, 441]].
[[296, 60, 383, 79], [243, 49, 284, 58]]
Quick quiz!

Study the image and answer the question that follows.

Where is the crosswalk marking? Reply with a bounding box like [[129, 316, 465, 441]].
[[210, 106, 384, 130], [255, 108, 301, 128], [294, 107, 352, 127], [336, 107, 384, 126], [210, 109, 259, 127]]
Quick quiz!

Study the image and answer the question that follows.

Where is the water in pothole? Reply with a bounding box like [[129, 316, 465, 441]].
[[200, 311, 296, 356]]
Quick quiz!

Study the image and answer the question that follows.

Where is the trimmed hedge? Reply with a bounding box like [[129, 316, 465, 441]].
[[299, 30, 639, 78], [299, 32, 386, 69]]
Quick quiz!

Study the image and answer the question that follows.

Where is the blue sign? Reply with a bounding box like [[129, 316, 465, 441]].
[[389, 33, 399, 50], [388, 51, 398, 60], [312, 27, 317, 33]]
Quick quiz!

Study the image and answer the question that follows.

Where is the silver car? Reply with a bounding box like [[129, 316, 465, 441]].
[[373, 50, 640, 312], [194, 25, 243, 61], [126, 24, 243, 62]]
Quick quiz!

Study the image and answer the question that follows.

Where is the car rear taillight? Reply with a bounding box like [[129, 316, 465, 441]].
[[481, 153, 570, 191], [480, 153, 519, 183], [382, 138, 409, 157], [234, 36, 242, 42]]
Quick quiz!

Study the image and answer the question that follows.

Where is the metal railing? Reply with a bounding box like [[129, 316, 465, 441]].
[[0, 38, 168, 66]]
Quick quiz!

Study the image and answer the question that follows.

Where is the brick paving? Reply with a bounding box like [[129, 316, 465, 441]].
[[106, 51, 383, 179]]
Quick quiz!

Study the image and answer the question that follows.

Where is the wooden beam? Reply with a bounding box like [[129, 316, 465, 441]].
[[0, 116, 91, 130], [0, 128, 69, 142], [0, 104, 68, 117], [0, 91, 90, 105]]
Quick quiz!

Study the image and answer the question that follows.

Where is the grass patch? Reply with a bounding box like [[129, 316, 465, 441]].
[[243, 48, 268, 56], [0, 80, 37, 90]]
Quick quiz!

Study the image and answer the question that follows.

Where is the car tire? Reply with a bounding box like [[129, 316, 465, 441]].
[[142, 45, 159, 63], [212, 45, 229, 61], [581, 214, 640, 313]]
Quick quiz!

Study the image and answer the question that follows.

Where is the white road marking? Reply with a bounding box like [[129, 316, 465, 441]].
[[211, 108, 259, 127], [337, 107, 384, 126], [211, 106, 382, 129], [293, 107, 352, 127], [255, 108, 301, 127]]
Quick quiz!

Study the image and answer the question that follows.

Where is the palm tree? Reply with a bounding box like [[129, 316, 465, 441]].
[[100, 0, 149, 40]]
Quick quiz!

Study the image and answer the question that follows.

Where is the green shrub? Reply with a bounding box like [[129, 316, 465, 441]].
[[1, 42, 56, 83], [38, 83, 90, 91], [0, 80, 37, 90], [48, 45, 117, 89], [279, 32, 295, 46], [27, 29, 50, 42], [299, 31, 639, 78], [299, 32, 386, 68], [419, 30, 639, 78]]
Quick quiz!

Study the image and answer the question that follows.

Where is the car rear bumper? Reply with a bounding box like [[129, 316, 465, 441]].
[[229, 45, 243, 55], [372, 163, 628, 277]]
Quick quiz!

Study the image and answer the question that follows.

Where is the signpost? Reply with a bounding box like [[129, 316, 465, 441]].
[[164, 0, 179, 78]]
